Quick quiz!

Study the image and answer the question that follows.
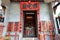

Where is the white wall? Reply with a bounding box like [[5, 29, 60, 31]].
[[4, 2, 53, 40], [2, 4, 10, 37], [2, 2, 20, 37], [8, 2, 50, 22], [40, 3, 50, 21], [8, 2, 20, 22], [0, 0, 2, 9], [7, 2, 23, 40]]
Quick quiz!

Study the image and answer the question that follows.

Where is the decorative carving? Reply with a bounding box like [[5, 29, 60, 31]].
[[20, 2, 39, 10], [40, 21, 54, 32], [18, 22, 22, 32], [7, 22, 19, 32]]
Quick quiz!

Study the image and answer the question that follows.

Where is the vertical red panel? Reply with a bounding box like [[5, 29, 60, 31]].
[[0, 26, 4, 36], [39, 34, 43, 40], [7, 22, 13, 36], [47, 21, 54, 40], [13, 22, 17, 32], [39, 21, 54, 40], [37, 10, 41, 40], [18, 22, 20, 32], [18, 10, 23, 32], [49, 21, 54, 31], [18, 22, 22, 32], [7, 22, 12, 32], [44, 32, 46, 40], [46, 21, 49, 31], [41, 21, 45, 32], [38, 22, 41, 32]]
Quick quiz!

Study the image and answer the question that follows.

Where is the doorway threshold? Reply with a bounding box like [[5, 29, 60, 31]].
[[23, 37, 38, 40]]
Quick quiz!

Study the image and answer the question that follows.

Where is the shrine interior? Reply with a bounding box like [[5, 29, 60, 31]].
[[23, 11, 38, 37]]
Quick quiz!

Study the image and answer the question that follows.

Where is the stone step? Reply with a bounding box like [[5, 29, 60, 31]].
[[23, 38, 38, 40]]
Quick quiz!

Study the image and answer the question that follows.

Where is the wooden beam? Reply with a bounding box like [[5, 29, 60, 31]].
[[44, 0, 55, 3], [10, 0, 44, 2]]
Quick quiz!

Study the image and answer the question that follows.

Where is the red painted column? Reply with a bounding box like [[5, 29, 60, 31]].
[[7, 22, 12, 32], [44, 32, 46, 40], [13, 22, 16, 40], [49, 31, 53, 40], [7, 22, 12, 36], [18, 11, 23, 32], [49, 21, 54, 40], [18, 22, 22, 32], [13, 22, 17, 32], [40, 33, 43, 40], [0, 26, 4, 36], [37, 10, 41, 40]]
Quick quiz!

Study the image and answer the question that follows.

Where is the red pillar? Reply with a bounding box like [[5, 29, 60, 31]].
[[44, 32, 46, 40], [38, 33, 43, 40], [13, 22, 17, 32], [7, 22, 12, 32], [50, 31, 53, 40], [18, 22, 22, 32]]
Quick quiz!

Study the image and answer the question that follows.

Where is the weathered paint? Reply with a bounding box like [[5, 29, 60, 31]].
[[3, 2, 55, 40]]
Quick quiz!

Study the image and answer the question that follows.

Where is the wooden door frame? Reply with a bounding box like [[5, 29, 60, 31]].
[[20, 1, 40, 38]]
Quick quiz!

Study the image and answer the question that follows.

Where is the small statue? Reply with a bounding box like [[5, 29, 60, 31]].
[[25, 24, 35, 37]]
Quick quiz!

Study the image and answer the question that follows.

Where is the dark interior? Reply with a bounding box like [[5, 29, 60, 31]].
[[56, 18, 60, 34], [23, 11, 37, 37], [0, 17, 4, 22]]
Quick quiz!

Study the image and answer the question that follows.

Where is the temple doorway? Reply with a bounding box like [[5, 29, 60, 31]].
[[23, 11, 38, 37]]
